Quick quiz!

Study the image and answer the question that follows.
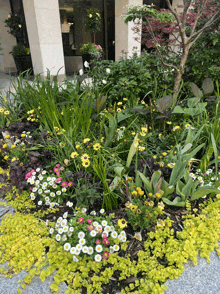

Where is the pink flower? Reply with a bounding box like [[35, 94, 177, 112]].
[[102, 252, 109, 259], [61, 182, 68, 187], [60, 166, 65, 171], [190, 23, 194, 27], [30, 187, 32, 190], [102, 238, 109, 245], [126, 83, 129, 86], [56, 164, 60, 167], [101, 233, 107, 239], [88, 225, 95, 231], [97, 229, 102, 234], [88, 219, 93, 224], [204, 173, 207, 175], [96, 240, 101, 245], [68, 182, 73, 187], [54, 168, 59, 173], [78, 218, 84, 223]]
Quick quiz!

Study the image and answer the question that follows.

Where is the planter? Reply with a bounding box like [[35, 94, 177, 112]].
[[13, 55, 33, 75]]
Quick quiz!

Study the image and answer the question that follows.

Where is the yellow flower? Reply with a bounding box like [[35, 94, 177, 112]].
[[75, 144, 80, 149], [130, 205, 138, 212], [4, 110, 9, 115], [57, 132, 62, 135], [159, 133, 162, 138], [117, 108, 121, 113], [185, 123, 191, 128], [131, 131, 135, 136], [11, 145, 16, 149], [83, 138, 90, 144], [141, 127, 148, 133], [131, 191, 137, 197], [138, 190, 144, 196], [156, 220, 165, 228], [125, 201, 131, 208], [172, 126, 181, 131], [82, 160, 90, 168], [162, 152, 167, 156], [136, 209, 141, 214], [140, 132, 146, 137], [158, 162, 164, 167], [123, 98, 127, 101], [20, 162, 23, 166], [5, 135, 10, 139], [138, 146, 145, 152], [101, 137, 105, 143], [155, 192, 162, 199], [71, 152, 78, 158], [21, 134, 26, 138], [93, 143, 101, 151], [167, 163, 175, 168], [152, 156, 156, 160], [166, 121, 172, 124], [4, 155, 9, 160], [117, 102, 123, 105], [89, 14, 92, 18], [118, 219, 127, 229], [59, 142, 65, 147], [148, 193, 153, 197], [81, 154, 90, 161], [3, 144, 8, 148], [148, 201, 154, 207]]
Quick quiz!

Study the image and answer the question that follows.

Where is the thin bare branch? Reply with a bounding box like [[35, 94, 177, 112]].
[[182, 0, 193, 29]]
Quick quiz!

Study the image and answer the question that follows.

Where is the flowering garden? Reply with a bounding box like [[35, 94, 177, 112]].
[[0, 1, 220, 294]]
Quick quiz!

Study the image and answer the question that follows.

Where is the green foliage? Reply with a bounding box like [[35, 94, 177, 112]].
[[84, 8, 101, 35], [10, 44, 30, 57]]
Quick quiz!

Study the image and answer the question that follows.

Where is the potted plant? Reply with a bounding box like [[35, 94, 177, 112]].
[[9, 43, 33, 74], [84, 8, 102, 44], [80, 43, 103, 70], [5, 13, 33, 74]]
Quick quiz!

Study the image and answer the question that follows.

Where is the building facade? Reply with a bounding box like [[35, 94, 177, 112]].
[[0, 0, 180, 81]]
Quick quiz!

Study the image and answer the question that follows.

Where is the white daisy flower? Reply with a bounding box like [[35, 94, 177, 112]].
[[81, 208, 87, 213], [47, 177, 51, 182], [42, 170, 46, 175], [119, 230, 126, 237], [78, 232, 85, 239], [55, 234, 61, 241], [101, 220, 107, 227], [62, 188, 66, 193], [63, 226, 69, 233], [70, 247, 76, 255], [56, 191, 61, 195], [42, 182, 47, 187], [49, 228, 54, 234], [35, 180, 40, 185], [110, 246, 114, 253], [50, 192, 55, 197], [63, 212, 68, 218], [79, 69, 83, 76], [102, 80, 107, 85], [36, 168, 40, 172], [82, 246, 88, 253], [111, 231, 118, 239], [90, 210, 96, 216], [68, 202, 73, 207], [87, 246, 94, 255], [90, 230, 97, 237], [69, 227, 74, 232], [45, 190, 50, 194], [30, 192, 35, 197], [104, 226, 111, 232], [84, 61, 89, 68], [79, 239, 86, 246], [63, 243, 71, 251], [96, 225, 102, 231], [32, 172, 36, 176], [49, 181, 53, 186], [67, 232, 72, 237], [61, 219, 67, 227], [76, 244, 82, 251], [45, 197, 50, 202], [100, 209, 105, 214], [39, 176, 43, 181], [57, 217, 62, 223], [38, 189, 43, 194], [106, 68, 110, 74], [32, 187, 38, 192], [75, 249, 80, 255], [94, 254, 102, 262], [38, 201, 42, 205], [52, 184, 57, 189], [52, 177, 56, 181], [113, 244, 120, 251], [121, 236, 127, 242], [58, 228, 63, 234], [73, 256, 79, 262], [31, 195, 35, 200], [95, 245, 103, 253]]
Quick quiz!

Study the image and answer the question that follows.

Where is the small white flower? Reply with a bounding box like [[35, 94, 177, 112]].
[[38, 201, 42, 205], [75, 249, 80, 255], [49, 181, 53, 186], [90, 230, 97, 237], [38, 189, 43, 194], [38, 176, 43, 181], [32, 172, 36, 176], [113, 244, 120, 251], [82, 246, 88, 253], [69, 227, 74, 232], [56, 191, 61, 195], [73, 256, 79, 262], [93, 222, 99, 227], [45, 190, 50, 194], [110, 246, 114, 253], [106, 68, 110, 74], [101, 220, 107, 227], [94, 254, 102, 262], [76, 244, 82, 251], [84, 61, 89, 68], [63, 226, 69, 233], [87, 246, 94, 255], [61, 219, 67, 227], [50, 192, 55, 197], [70, 247, 76, 255], [32, 187, 38, 192], [36, 168, 40, 172], [52, 184, 57, 189], [63, 243, 71, 251], [96, 225, 102, 232], [121, 236, 127, 242], [111, 231, 118, 239], [58, 228, 63, 234], [55, 234, 61, 241], [81, 208, 87, 213], [119, 230, 126, 237], [35, 180, 40, 185], [63, 212, 68, 218], [30, 192, 35, 197], [211, 177, 215, 181], [78, 232, 85, 239], [42, 170, 46, 175], [45, 197, 50, 202], [62, 188, 66, 193], [79, 68, 84, 76], [62, 235, 67, 242], [52, 177, 56, 181], [102, 80, 107, 85], [47, 177, 51, 181], [90, 210, 96, 216], [57, 217, 62, 223], [95, 245, 103, 253], [104, 225, 111, 232], [68, 202, 73, 207], [49, 228, 54, 234], [100, 209, 105, 214], [79, 239, 86, 245], [31, 195, 35, 200]]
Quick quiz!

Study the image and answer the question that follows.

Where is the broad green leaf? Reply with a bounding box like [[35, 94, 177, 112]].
[[138, 172, 152, 193], [181, 143, 192, 154], [150, 171, 162, 190], [172, 105, 185, 114], [191, 186, 220, 201], [190, 82, 203, 98], [126, 134, 138, 168], [202, 78, 214, 95], [187, 97, 201, 108], [162, 197, 186, 207], [117, 111, 132, 123], [156, 95, 173, 113], [96, 96, 107, 113]]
